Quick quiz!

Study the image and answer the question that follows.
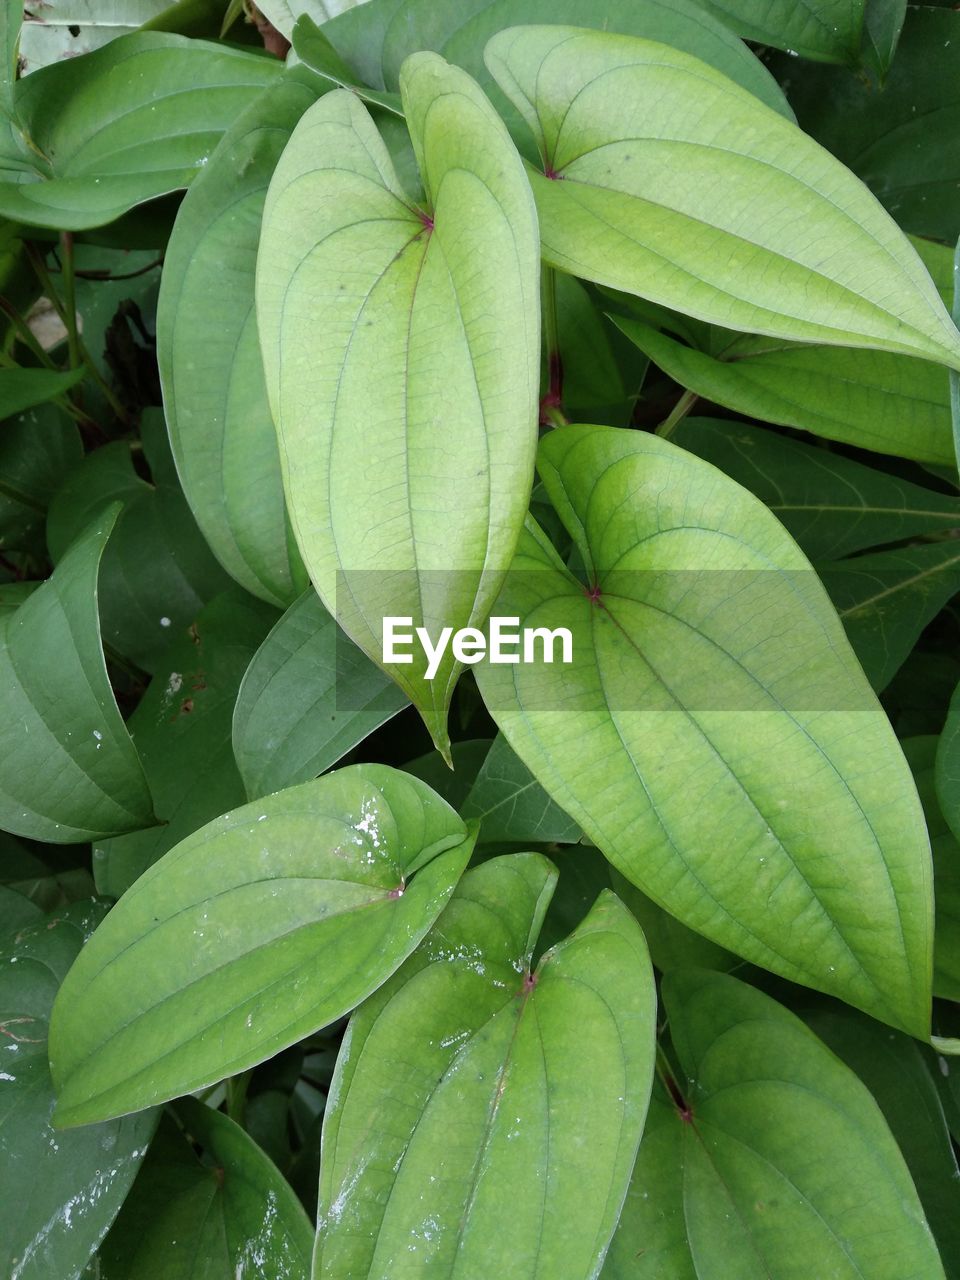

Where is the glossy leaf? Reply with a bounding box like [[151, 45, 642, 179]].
[[485, 25, 960, 370], [700, 0, 864, 63], [781, 6, 960, 241], [0, 509, 154, 843], [157, 73, 316, 608], [460, 734, 580, 844], [233, 589, 407, 801], [820, 543, 960, 691], [46, 412, 233, 672], [616, 315, 954, 464], [257, 57, 540, 753], [94, 589, 279, 899], [0, 33, 281, 229], [672, 418, 960, 562], [0, 903, 156, 1280], [604, 970, 944, 1279], [315, 853, 656, 1280], [0, 367, 84, 419], [100, 1101, 312, 1280], [322, 0, 793, 117], [49, 764, 474, 1125], [475, 424, 934, 1034]]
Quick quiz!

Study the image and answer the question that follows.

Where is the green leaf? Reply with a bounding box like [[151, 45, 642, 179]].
[[461, 733, 581, 843], [0, 367, 84, 419], [256, 57, 540, 754], [937, 680, 960, 846], [699, 0, 865, 63], [100, 1101, 312, 1280], [615, 315, 953, 464], [672, 418, 960, 562], [804, 1004, 960, 1273], [0, 508, 154, 843], [475, 424, 934, 1035], [0, 903, 157, 1280], [484, 25, 960, 370], [157, 73, 316, 609], [610, 869, 738, 975], [906, 735, 960, 1001], [315, 853, 656, 1280], [94, 588, 279, 899], [46, 413, 234, 672], [819, 542, 960, 691], [49, 764, 474, 1126], [0, 403, 81, 554], [19, 0, 171, 73], [0, 0, 18, 114], [0, 33, 281, 230], [780, 6, 960, 241], [322, 0, 793, 118], [233, 589, 407, 801], [860, 0, 907, 80], [605, 970, 944, 1280]]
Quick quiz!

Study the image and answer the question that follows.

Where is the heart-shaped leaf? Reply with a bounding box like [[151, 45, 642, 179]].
[[0, 507, 154, 843], [315, 853, 656, 1280], [603, 970, 944, 1279], [0, 33, 281, 229], [484, 25, 960, 370], [49, 764, 474, 1126], [256, 54, 540, 755], [157, 73, 317, 609], [475, 424, 933, 1035], [0, 903, 157, 1280]]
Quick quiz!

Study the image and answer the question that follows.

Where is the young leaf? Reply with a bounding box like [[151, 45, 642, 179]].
[[698, 0, 865, 64], [615, 316, 953, 464], [157, 73, 318, 609], [233, 589, 407, 801], [94, 589, 279, 899], [100, 1102, 312, 1280], [475, 425, 934, 1035], [49, 764, 475, 1126], [484, 25, 960, 370], [672, 418, 960, 562], [315, 854, 656, 1280], [604, 970, 944, 1279], [0, 33, 281, 229], [0, 508, 154, 843], [820, 543, 960, 691], [256, 56, 540, 755], [0, 904, 157, 1280]]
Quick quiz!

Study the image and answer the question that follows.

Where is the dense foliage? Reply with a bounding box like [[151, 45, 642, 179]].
[[2, 0, 960, 1276]]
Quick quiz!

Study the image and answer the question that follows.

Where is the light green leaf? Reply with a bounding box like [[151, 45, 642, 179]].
[[233, 589, 407, 801], [0, 0, 18, 115], [819, 542, 960, 691], [100, 1101, 312, 1280], [781, 7, 960, 242], [0, 33, 281, 230], [256, 56, 540, 754], [475, 424, 934, 1034], [19, 0, 171, 74], [460, 733, 580, 843], [0, 903, 157, 1280], [0, 367, 84, 419], [615, 315, 953, 464], [315, 853, 656, 1280], [322, 0, 793, 118], [46, 413, 233, 672], [158, 73, 316, 609], [672, 418, 960, 562], [49, 764, 474, 1126], [698, 0, 865, 63], [604, 970, 944, 1280], [0, 508, 154, 843], [907, 735, 960, 1002], [94, 588, 279, 899], [484, 25, 960, 370]]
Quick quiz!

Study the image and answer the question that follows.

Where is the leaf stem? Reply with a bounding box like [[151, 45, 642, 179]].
[[656, 387, 699, 439]]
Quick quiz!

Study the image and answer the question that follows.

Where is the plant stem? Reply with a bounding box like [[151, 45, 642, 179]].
[[0, 296, 58, 368], [656, 387, 699, 439]]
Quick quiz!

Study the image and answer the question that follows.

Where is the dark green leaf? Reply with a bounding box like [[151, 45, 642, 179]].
[[49, 764, 474, 1125], [699, 0, 865, 63], [0, 403, 81, 554], [0, 367, 84, 419], [461, 734, 581, 844], [907, 735, 960, 1001]]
